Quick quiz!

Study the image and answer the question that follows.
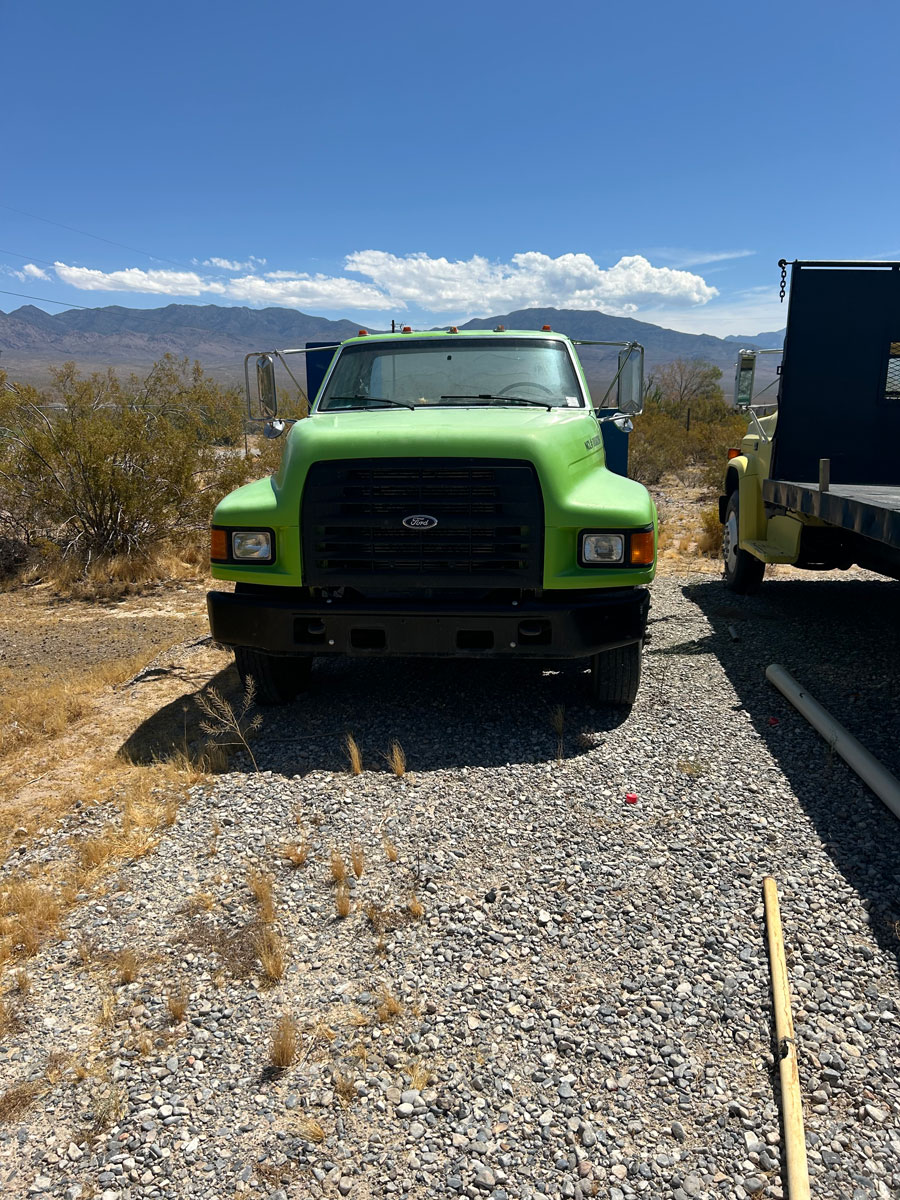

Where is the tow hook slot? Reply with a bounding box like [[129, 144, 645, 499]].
[[517, 619, 551, 645], [295, 618, 327, 646]]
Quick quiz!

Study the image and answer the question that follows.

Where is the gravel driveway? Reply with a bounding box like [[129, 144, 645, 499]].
[[1, 572, 898, 1200]]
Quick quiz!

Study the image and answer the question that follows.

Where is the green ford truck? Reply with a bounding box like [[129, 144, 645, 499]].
[[207, 327, 657, 706]]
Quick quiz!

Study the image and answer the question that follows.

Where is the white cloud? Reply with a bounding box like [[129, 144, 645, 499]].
[[203, 255, 268, 271], [652, 248, 756, 269], [226, 272, 394, 310], [48, 250, 717, 317], [344, 250, 716, 315], [23, 263, 50, 280], [53, 263, 228, 297]]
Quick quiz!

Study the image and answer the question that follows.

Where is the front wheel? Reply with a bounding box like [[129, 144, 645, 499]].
[[234, 647, 312, 706], [722, 491, 765, 594], [590, 641, 642, 707]]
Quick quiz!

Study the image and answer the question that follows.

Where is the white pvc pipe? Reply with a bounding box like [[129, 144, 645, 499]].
[[766, 664, 900, 822]]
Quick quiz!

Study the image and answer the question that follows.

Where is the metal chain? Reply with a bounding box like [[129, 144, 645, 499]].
[[778, 259, 787, 302]]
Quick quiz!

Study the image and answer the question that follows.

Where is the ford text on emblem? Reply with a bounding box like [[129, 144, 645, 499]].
[[402, 514, 438, 529]]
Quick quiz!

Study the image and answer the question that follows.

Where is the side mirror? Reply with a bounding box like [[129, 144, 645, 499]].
[[616, 344, 644, 414], [256, 354, 278, 418], [734, 350, 757, 408]]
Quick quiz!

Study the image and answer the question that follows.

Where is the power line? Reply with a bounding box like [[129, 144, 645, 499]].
[[0, 248, 61, 270], [0, 288, 93, 311], [0, 203, 195, 271]]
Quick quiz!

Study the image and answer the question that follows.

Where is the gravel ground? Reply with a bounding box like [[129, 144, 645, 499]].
[[1, 571, 898, 1200]]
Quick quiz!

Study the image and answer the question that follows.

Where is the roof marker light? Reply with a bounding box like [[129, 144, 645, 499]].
[[542, 324, 552, 331], [358, 329, 368, 336], [494, 325, 505, 332], [402, 326, 412, 333], [449, 326, 458, 333]]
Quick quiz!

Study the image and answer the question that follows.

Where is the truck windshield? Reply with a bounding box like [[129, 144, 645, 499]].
[[317, 338, 585, 411]]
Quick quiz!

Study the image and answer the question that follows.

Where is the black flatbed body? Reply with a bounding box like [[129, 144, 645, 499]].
[[763, 479, 900, 550]]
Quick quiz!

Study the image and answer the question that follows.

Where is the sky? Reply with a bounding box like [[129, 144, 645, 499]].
[[2, 0, 899, 338]]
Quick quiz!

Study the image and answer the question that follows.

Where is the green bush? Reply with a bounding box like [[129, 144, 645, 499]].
[[0, 356, 282, 567], [629, 358, 748, 488]]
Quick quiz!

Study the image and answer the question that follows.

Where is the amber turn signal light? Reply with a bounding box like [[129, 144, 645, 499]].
[[629, 530, 655, 565], [210, 528, 228, 561], [727, 448, 740, 459]]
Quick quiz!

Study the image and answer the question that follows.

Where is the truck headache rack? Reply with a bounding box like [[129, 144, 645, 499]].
[[300, 458, 543, 588]]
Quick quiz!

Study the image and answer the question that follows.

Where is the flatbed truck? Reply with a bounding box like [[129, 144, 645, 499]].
[[721, 260, 900, 591]]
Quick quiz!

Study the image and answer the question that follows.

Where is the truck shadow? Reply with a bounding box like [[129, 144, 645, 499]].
[[120, 656, 633, 773], [683, 574, 900, 973]]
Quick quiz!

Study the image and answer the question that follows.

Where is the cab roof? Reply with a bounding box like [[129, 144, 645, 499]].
[[338, 328, 573, 347]]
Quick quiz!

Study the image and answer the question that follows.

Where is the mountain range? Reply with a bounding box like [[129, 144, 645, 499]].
[[0, 302, 785, 393]]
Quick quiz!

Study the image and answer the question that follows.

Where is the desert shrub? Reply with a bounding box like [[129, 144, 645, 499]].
[[0, 357, 289, 572], [697, 505, 724, 556], [629, 359, 748, 489]]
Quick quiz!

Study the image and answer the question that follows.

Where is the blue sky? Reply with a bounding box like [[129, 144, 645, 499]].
[[2, 0, 898, 337]]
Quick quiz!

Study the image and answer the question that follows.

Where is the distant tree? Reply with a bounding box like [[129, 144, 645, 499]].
[[647, 358, 725, 422]]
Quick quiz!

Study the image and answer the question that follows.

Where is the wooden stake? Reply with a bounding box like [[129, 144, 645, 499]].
[[763, 876, 811, 1200]]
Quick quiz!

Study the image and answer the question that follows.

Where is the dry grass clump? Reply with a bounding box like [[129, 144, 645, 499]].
[[254, 926, 286, 983], [113, 948, 139, 985], [376, 984, 402, 1024], [335, 884, 351, 919], [0, 655, 147, 764], [181, 891, 215, 915], [166, 987, 188, 1024], [48, 544, 206, 603], [408, 1061, 431, 1090], [350, 841, 365, 879], [329, 850, 348, 885], [312, 1020, 336, 1044], [248, 869, 276, 923], [383, 839, 399, 863], [44, 1050, 69, 1085], [282, 839, 310, 868], [269, 1012, 298, 1070], [295, 1114, 326, 1143], [197, 678, 262, 772], [99, 992, 117, 1029], [385, 741, 406, 778], [0, 1079, 43, 1122], [333, 1072, 358, 1105], [0, 997, 24, 1038], [408, 894, 424, 921], [362, 900, 406, 935], [0, 879, 62, 959], [345, 733, 363, 775], [13, 969, 31, 996], [696, 505, 724, 556]]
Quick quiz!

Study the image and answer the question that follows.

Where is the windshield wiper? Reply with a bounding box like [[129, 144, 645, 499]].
[[327, 395, 416, 410], [439, 394, 553, 410]]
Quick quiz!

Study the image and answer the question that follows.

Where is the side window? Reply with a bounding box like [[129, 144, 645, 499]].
[[884, 341, 900, 401]]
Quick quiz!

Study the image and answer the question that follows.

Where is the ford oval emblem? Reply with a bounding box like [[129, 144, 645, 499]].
[[402, 514, 438, 530]]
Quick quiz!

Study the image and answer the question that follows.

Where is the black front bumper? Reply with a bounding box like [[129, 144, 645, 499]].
[[207, 588, 649, 660]]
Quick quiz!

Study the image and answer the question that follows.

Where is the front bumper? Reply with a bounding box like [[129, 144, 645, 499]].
[[207, 588, 650, 660]]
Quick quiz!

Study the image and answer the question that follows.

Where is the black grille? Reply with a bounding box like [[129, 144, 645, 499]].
[[301, 458, 543, 587]]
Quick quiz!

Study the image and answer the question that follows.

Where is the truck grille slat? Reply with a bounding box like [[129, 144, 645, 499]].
[[302, 458, 543, 586]]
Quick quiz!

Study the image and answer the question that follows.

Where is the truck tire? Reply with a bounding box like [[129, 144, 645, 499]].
[[722, 491, 765, 594], [234, 647, 312, 706], [590, 641, 642, 707]]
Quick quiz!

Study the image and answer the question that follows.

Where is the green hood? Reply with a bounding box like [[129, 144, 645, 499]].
[[212, 406, 657, 588]]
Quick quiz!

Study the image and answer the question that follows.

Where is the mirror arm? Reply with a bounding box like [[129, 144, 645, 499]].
[[275, 352, 310, 410], [593, 341, 642, 411]]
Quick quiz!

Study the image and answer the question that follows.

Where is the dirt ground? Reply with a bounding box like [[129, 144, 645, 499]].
[[0, 477, 866, 862]]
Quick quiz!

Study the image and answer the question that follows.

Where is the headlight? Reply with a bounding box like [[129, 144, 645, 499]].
[[581, 533, 624, 564], [232, 531, 273, 560]]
